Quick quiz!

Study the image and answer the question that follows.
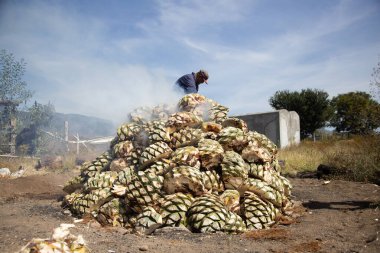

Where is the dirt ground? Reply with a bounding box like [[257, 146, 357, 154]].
[[0, 171, 379, 253]]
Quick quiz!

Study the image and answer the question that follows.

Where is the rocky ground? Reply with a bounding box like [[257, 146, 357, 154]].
[[0, 171, 379, 253]]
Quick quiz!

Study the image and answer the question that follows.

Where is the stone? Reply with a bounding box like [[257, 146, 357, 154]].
[[153, 226, 191, 235], [0, 168, 11, 178], [139, 245, 148, 251]]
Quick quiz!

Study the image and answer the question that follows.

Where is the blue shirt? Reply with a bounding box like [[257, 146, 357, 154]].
[[175, 73, 199, 94]]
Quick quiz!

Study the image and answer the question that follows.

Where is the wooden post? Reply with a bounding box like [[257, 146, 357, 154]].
[[75, 133, 80, 155], [64, 121, 69, 152], [0, 100, 21, 155], [10, 105, 17, 155]]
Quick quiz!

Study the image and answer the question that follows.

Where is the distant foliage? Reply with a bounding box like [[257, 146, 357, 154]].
[[370, 58, 380, 101], [16, 101, 55, 155], [0, 49, 33, 102], [269, 89, 332, 139], [330, 91, 380, 135], [28, 101, 55, 128]]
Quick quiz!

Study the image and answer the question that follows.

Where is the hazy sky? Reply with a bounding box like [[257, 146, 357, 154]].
[[1, 0, 379, 126]]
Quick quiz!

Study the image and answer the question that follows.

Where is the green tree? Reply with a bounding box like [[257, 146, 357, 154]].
[[370, 58, 380, 101], [28, 101, 55, 128], [0, 49, 33, 102], [16, 101, 55, 155], [330, 91, 380, 135], [0, 49, 33, 154], [269, 89, 332, 139]]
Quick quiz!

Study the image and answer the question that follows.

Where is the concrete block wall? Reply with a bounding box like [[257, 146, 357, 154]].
[[234, 109, 300, 148]]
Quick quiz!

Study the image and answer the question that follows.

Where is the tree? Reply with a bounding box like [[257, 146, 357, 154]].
[[28, 101, 55, 128], [0, 49, 33, 102], [269, 88, 332, 139], [370, 57, 380, 101], [0, 49, 34, 154], [330, 91, 380, 135], [16, 101, 55, 155]]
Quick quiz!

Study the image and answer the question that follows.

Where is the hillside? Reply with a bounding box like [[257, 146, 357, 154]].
[[49, 112, 116, 139]]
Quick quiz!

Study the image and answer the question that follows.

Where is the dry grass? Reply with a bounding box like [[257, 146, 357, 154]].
[[0, 149, 100, 173], [0, 156, 39, 172], [278, 141, 327, 176], [279, 134, 380, 184]]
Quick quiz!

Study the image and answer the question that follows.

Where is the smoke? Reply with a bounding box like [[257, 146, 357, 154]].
[[0, 1, 184, 127]]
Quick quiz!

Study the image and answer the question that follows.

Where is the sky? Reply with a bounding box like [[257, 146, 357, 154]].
[[1, 0, 379, 126]]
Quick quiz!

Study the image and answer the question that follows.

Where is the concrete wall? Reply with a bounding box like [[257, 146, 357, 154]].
[[234, 109, 300, 148]]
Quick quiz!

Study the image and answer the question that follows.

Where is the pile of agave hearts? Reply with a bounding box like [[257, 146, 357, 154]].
[[63, 94, 293, 234]]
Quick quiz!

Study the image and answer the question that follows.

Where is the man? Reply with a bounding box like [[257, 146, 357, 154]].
[[175, 69, 209, 94]]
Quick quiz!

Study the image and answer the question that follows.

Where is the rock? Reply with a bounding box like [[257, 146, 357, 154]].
[[139, 245, 149, 251], [108, 227, 128, 234], [0, 168, 11, 178], [365, 233, 378, 243], [153, 226, 191, 235], [317, 164, 352, 179], [10, 166, 26, 178], [88, 220, 102, 229]]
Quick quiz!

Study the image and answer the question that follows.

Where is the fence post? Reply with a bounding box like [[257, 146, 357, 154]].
[[74, 133, 80, 155], [64, 121, 69, 152]]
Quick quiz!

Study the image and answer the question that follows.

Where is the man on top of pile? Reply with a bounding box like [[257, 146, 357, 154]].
[[175, 69, 209, 94]]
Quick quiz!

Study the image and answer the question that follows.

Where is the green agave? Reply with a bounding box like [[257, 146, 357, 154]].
[[247, 162, 273, 182], [221, 117, 249, 133], [140, 141, 173, 168], [219, 189, 241, 212], [109, 158, 130, 172], [117, 166, 136, 186], [143, 120, 171, 144], [209, 103, 229, 123], [144, 158, 174, 175], [163, 165, 206, 196], [94, 197, 129, 227], [247, 131, 278, 157], [84, 171, 118, 191], [117, 122, 142, 141], [124, 170, 164, 212], [242, 191, 279, 230], [177, 93, 208, 112], [221, 151, 248, 190], [217, 127, 248, 152], [224, 211, 247, 233], [201, 170, 224, 194], [136, 206, 163, 228], [198, 139, 224, 170], [112, 140, 135, 158], [201, 122, 223, 134], [66, 188, 113, 215], [242, 142, 272, 163], [80, 152, 113, 178], [166, 111, 202, 133], [159, 192, 194, 227], [186, 194, 229, 233], [164, 166, 206, 196], [170, 127, 203, 148], [170, 146, 200, 168], [243, 178, 283, 208]]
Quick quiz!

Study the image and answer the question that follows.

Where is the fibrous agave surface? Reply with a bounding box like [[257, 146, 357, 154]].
[[62, 94, 293, 234]]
